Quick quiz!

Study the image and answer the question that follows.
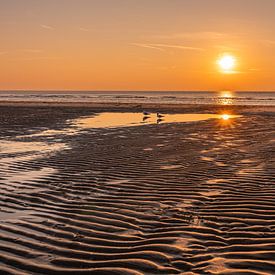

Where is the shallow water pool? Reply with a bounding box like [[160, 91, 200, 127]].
[[73, 112, 241, 129]]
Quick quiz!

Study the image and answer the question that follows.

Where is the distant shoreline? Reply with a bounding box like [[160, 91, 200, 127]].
[[0, 101, 274, 114], [0, 90, 275, 93]]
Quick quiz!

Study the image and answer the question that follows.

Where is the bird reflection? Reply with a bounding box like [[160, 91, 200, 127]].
[[143, 116, 150, 121]]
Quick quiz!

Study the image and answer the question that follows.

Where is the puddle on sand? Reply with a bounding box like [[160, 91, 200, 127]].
[[176, 200, 194, 209], [240, 159, 257, 164], [206, 179, 226, 184], [0, 140, 67, 177], [156, 144, 165, 147], [237, 163, 264, 175], [0, 140, 68, 155], [23, 129, 78, 138], [2, 167, 57, 193], [174, 238, 190, 250], [201, 156, 215, 162], [199, 190, 224, 197], [215, 161, 227, 167], [205, 257, 228, 273], [118, 229, 141, 237], [144, 148, 153, 151], [106, 179, 130, 185], [15, 112, 241, 141], [73, 112, 241, 129], [161, 165, 182, 170]]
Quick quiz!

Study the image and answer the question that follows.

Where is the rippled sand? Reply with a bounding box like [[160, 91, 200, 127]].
[[0, 106, 274, 274]]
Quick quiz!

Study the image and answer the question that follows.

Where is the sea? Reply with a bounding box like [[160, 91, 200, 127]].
[[0, 91, 274, 106]]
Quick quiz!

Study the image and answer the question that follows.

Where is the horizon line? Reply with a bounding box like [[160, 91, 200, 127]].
[[0, 89, 275, 93]]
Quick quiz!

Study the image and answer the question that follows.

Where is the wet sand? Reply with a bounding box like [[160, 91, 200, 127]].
[[0, 105, 275, 274]]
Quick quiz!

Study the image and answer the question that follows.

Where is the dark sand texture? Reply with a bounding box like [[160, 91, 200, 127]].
[[0, 106, 275, 275]]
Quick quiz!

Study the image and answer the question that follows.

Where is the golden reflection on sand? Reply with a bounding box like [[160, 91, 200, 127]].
[[74, 112, 241, 129], [0, 140, 67, 154]]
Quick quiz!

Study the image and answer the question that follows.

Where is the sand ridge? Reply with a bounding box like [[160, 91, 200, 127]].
[[0, 106, 274, 274]]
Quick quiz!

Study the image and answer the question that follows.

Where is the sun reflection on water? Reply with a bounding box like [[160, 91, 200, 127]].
[[221, 91, 233, 98], [218, 91, 234, 105], [217, 112, 241, 128], [73, 112, 241, 129], [221, 114, 230, 120]]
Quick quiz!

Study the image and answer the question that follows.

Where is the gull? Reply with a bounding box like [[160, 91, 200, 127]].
[[143, 111, 151, 116], [157, 112, 165, 118]]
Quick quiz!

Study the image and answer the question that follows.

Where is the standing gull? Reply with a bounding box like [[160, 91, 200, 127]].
[[157, 112, 165, 118]]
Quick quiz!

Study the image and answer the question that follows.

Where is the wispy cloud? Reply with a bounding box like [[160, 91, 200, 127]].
[[262, 40, 275, 46], [151, 32, 227, 40], [131, 43, 165, 51], [18, 56, 62, 61], [21, 49, 44, 53], [0, 50, 44, 57], [40, 24, 54, 30], [131, 43, 203, 51], [214, 45, 239, 51], [151, 43, 204, 51], [248, 68, 262, 72], [79, 27, 90, 32]]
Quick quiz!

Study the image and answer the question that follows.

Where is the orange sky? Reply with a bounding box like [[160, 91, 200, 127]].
[[1, 0, 275, 91]]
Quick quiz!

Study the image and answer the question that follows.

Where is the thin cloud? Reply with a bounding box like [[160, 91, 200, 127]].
[[214, 45, 239, 51], [0, 50, 43, 56], [131, 43, 203, 51], [152, 32, 226, 40], [40, 24, 54, 30], [263, 40, 275, 46], [248, 68, 262, 72], [151, 43, 204, 51], [131, 43, 165, 51], [18, 56, 62, 61], [79, 27, 90, 32], [21, 49, 44, 53]]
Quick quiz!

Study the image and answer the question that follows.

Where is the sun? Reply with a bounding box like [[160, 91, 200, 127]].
[[217, 54, 236, 73]]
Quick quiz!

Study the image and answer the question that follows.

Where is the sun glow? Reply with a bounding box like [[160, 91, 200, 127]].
[[220, 91, 233, 98], [221, 114, 230, 120], [217, 54, 236, 74]]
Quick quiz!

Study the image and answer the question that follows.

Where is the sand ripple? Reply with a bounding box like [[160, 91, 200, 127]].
[[0, 108, 274, 274]]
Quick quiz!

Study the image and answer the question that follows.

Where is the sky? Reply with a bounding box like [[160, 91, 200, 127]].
[[1, 0, 275, 91]]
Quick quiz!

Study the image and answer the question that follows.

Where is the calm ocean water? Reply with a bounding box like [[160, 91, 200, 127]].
[[0, 91, 274, 106]]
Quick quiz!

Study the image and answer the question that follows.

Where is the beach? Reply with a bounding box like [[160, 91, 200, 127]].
[[0, 104, 275, 274]]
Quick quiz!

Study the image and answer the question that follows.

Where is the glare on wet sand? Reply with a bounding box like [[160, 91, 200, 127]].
[[73, 113, 241, 129]]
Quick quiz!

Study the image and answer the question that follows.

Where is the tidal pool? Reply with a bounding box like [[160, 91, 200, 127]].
[[73, 112, 241, 129]]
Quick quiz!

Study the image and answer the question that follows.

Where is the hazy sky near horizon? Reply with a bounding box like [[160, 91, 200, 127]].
[[1, 0, 275, 91]]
